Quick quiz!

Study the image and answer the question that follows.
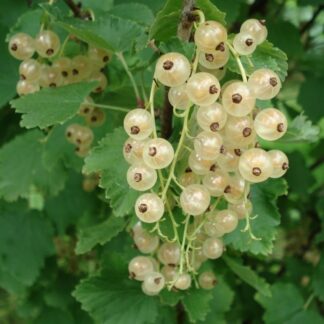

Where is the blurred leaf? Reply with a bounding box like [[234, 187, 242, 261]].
[[76, 215, 127, 254], [223, 256, 271, 297], [196, 0, 226, 24], [216, 0, 244, 24], [34, 307, 74, 324], [312, 254, 324, 302], [10, 82, 96, 129], [84, 127, 140, 217]]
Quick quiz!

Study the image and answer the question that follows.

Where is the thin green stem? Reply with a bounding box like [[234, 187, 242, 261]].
[[227, 42, 248, 83], [179, 214, 191, 274], [58, 36, 69, 57], [303, 293, 315, 310], [148, 80, 158, 137], [91, 103, 130, 113]]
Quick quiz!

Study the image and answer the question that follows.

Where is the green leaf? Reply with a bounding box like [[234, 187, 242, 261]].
[[55, 13, 145, 52], [0, 130, 67, 202], [195, 0, 226, 25], [160, 289, 183, 306], [76, 215, 127, 254], [224, 178, 288, 255], [34, 307, 74, 324], [312, 254, 324, 302], [228, 40, 288, 82], [223, 256, 271, 297], [278, 115, 320, 144], [84, 127, 140, 217], [0, 201, 54, 286], [256, 283, 324, 324], [182, 288, 214, 322], [73, 271, 159, 324], [10, 82, 96, 129]]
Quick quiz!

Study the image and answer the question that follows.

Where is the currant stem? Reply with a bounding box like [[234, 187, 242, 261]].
[[91, 103, 130, 113], [179, 214, 191, 274], [227, 42, 248, 83], [116, 52, 144, 107]]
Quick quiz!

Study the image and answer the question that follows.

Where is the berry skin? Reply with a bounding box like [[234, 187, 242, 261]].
[[71, 55, 92, 82], [128, 256, 154, 281], [88, 47, 111, 68], [9, 33, 35, 60], [53, 57, 72, 82], [179, 169, 200, 186], [126, 163, 157, 191], [16, 80, 40, 96], [240, 19, 268, 45], [233, 32, 257, 55], [215, 209, 239, 233], [161, 265, 177, 281], [248, 69, 281, 100], [198, 271, 217, 289], [268, 150, 289, 178], [79, 96, 95, 117], [180, 184, 211, 216], [254, 108, 287, 141], [202, 170, 229, 197], [90, 71, 107, 93], [168, 84, 190, 110], [35, 30, 61, 58], [199, 64, 227, 81], [222, 81, 255, 117], [19, 59, 41, 82], [188, 152, 217, 175], [73, 126, 94, 147], [155, 52, 191, 87], [224, 116, 256, 147], [86, 108, 106, 127], [217, 145, 243, 172], [203, 213, 225, 238], [65, 124, 81, 143], [142, 138, 174, 169], [194, 21, 227, 52], [229, 199, 253, 219], [224, 174, 246, 204], [202, 237, 224, 259], [239, 148, 273, 183], [123, 137, 146, 164], [174, 273, 192, 290], [198, 44, 229, 69], [124, 109, 154, 140], [133, 229, 159, 254], [142, 272, 165, 294], [135, 193, 164, 223], [39, 65, 63, 88], [196, 103, 227, 132], [157, 242, 181, 266], [194, 131, 223, 161], [186, 72, 221, 106]]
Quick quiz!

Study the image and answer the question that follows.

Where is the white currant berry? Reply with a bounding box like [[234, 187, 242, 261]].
[[90, 71, 107, 93], [203, 213, 225, 238], [86, 108, 106, 127], [179, 168, 200, 186], [73, 126, 94, 146], [180, 184, 210, 216], [35, 30, 60, 58], [224, 116, 256, 147], [202, 237, 224, 259], [254, 108, 287, 141], [53, 57, 72, 81], [239, 148, 273, 183], [268, 150, 289, 178], [217, 145, 244, 172], [75, 144, 91, 158], [124, 109, 154, 140], [79, 96, 95, 117], [202, 169, 229, 197], [188, 151, 217, 175], [141, 282, 159, 296], [229, 199, 253, 220], [135, 193, 164, 223], [233, 32, 257, 55], [71, 55, 92, 81], [222, 81, 255, 117], [248, 69, 281, 100], [196, 103, 227, 132], [127, 163, 157, 191], [161, 265, 177, 281], [194, 131, 223, 161], [215, 209, 239, 233], [224, 174, 246, 204], [155, 52, 191, 87], [123, 137, 146, 164], [157, 242, 181, 266], [19, 59, 41, 82], [198, 271, 217, 290], [9, 33, 35, 60], [143, 272, 165, 294], [186, 72, 220, 106], [174, 273, 192, 290], [16, 80, 40, 96], [39, 65, 63, 88], [134, 230, 159, 254], [88, 47, 110, 68], [65, 124, 81, 143], [168, 84, 190, 110], [142, 138, 174, 169], [198, 44, 229, 69], [241, 19, 268, 45], [194, 21, 227, 52], [199, 64, 227, 80], [128, 256, 154, 281]]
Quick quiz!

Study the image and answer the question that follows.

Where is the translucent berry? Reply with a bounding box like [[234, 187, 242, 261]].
[[186, 72, 220, 106], [268, 150, 289, 178], [194, 21, 227, 52], [157, 242, 181, 266], [35, 30, 60, 58], [79, 96, 95, 117], [168, 84, 190, 110], [155, 52, 191, 87], [199, 64, 227, 80], [188, 152, 217, 175], [198, 44, 229, 69], [135, 193, 164, 223], [19, 59, 41, 82], [233, 32, 257, 55], [224, 174, 246, 204], [9, 33, 35, 60], [174, 273, 192, 290], [90, 72, 107, 93], [239, 148, 273, 183], [124, 109, 153, 140], [217, 145, 243, 172], [71, 55, 92, 81], [179, 168, 200, 186], [73, 126, 94, 146], [203, 213, 225, 238], [88, 47, 111, 68], [16, 80, 40, 96], [196, 103, 227, 132], [202, 237, 224, 259], [126, 163, 157, 191], [199, 271, 217, 289], [161, 265, 177, 281], [248, 69, 281, 100], [241, 19, 268, 45], [194, 131, 223, 161], [142, 272, 165, 294], [86, 108, 106, 127], [215, 209, 238, 233], [134, 230, 159, 254], [128, 256, 154, 281], [222, 81, 255, 117], [142, 138, 174, 169], [39, 65, 63, 88], [53, 57, 72, 81], [180, 184, 210, 216], [254, 108, 287, 141], [123, 137, 146, 164], [202, 170, 229, 197], [229, 199, 253, 220]]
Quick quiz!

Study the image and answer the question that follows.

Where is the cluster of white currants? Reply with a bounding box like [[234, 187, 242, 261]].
[[123, 17, 288, 296], [9, 30, 109, 96], [128, 222, 218, 295]]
